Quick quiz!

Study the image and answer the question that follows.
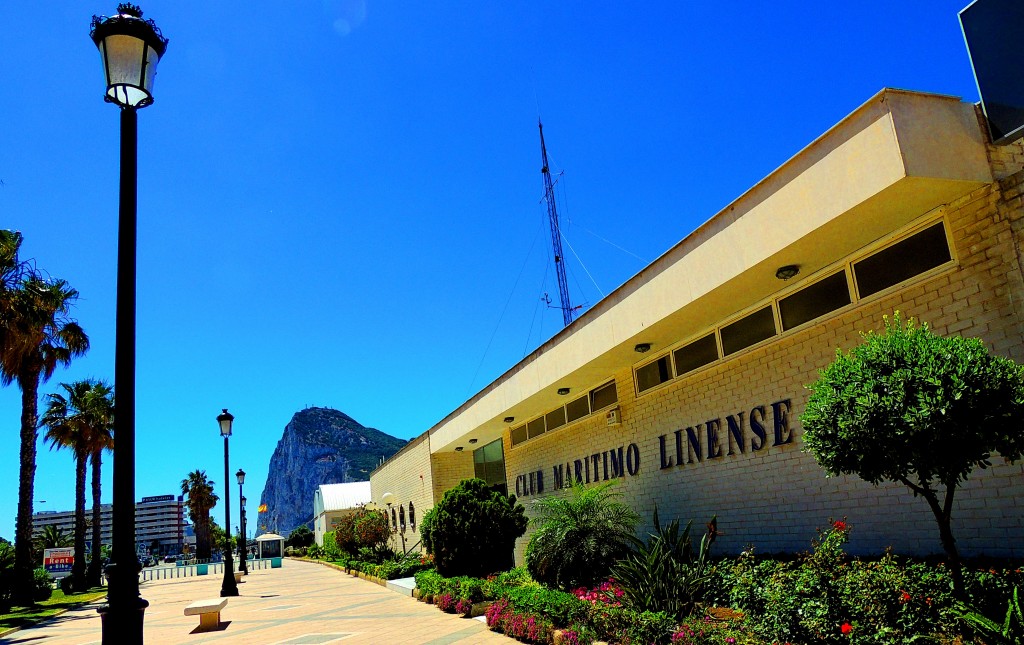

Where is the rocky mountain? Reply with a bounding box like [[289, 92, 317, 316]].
[[257, 407, 406, 537]]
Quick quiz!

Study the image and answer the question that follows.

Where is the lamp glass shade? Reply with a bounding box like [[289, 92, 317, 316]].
[[217, 409, 234, 437], [381, 492, 395, 506], [96, 34, 161, 107], [236, 469, 246, 485], [240, 495, 246, 506], [90, 7, 168, 109]]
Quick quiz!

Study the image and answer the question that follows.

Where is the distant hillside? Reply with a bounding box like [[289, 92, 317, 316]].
[[257, 407, 406, 536]]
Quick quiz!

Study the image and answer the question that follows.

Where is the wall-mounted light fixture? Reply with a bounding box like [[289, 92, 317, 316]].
[[634, 343, 651, 353], [775, 265, 800, 280], [557, 387, 570, 396]]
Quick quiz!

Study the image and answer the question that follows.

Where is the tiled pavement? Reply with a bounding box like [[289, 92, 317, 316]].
[[2, 559, 512, 644]]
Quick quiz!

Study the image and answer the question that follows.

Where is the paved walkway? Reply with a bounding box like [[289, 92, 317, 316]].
[[3, 559, 512, 644]]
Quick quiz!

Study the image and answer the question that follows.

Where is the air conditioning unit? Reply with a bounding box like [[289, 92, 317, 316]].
[[606, 406, 621, 426]]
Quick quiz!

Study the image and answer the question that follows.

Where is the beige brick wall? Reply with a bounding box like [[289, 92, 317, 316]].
[[370, 435, 434, 553], [504, 165, 1024, 561]]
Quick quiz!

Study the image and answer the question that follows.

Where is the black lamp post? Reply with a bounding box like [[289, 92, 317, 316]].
[[218, 409, 239, 597], [236, 469, 248, 575], [240, 495, 248, 571], [90, 5, 167, 644]]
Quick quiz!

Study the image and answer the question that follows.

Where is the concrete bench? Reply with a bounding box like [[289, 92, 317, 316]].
[[184, 598, 227, 631]]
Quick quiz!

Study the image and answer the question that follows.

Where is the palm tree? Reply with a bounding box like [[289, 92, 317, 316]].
[[181, 470, 218, 560], [41, 381, 93, 591], [0, 232, 89, 604], [82, 382, 113, 587], [34, 524, 72, 556], [524, 479, 640, 590]]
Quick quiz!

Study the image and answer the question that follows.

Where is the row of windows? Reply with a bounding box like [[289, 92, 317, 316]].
[[509, 381, 619, 448], [635, 219, 954, 394]]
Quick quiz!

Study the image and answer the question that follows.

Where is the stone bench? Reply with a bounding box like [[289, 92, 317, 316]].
[[184, 598, 227, 631]]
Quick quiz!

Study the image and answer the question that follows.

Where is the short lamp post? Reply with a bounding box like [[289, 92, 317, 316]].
[[240, 496, 248, 568], [90, 5, 168, 644], [218, 409, 239, 597], [236, 469, 248, 575]]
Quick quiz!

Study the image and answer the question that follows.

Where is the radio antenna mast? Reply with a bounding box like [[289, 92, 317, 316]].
[[539, 120, 575, 326]]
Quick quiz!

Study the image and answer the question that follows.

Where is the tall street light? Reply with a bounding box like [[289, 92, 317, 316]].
[[218, 409, 239, 597], [90, 4, 167, 643], [236, 469, 248, 575]]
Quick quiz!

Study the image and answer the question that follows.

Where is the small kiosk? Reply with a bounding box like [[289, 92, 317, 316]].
[[256, 533, 285, 567]]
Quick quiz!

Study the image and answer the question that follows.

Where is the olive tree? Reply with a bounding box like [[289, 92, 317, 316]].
[[801, 313, 1024, 596]]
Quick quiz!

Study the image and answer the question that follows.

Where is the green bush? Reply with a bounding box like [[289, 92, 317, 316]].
[[586, 605, 676, 644], [420, 506, 437, 554], [322, 531, 343, 560], [426, 478, 527, 577], [306, 543, 323, 559], [32, 568, 53, 602], [0, 541, 13, 609], [415, 569, 444, 597], [501, 584, 590, 628], [524, 479, 639, 591], [610, 509, 717, 620]]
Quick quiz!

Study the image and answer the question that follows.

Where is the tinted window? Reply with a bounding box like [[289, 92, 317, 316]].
[[854, 223, 951, 297], [636, 355, 672, 392], [565, 395, 590, 423], [779, 271, 852, 330], [720, 306, 777, 356], [591, 382, 618, 411], [673, 334, 719, 376]]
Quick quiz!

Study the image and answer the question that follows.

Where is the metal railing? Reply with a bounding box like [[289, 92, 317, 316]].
[[139, 557, 273, 582]]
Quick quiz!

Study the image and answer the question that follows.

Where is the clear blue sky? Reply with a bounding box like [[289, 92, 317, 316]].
[[0, 1, 981, 540]]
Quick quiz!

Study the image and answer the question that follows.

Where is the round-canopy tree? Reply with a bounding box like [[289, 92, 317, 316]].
[[801, 313, 1024, 595], [422, 478, 527, 577]]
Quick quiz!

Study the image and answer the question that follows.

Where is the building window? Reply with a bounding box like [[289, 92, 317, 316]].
[[510, 424, 528, 445], [673, 333, 719, 377], [409, 502, 416, 530], [636, 355, 672, 393], [545, 407, 567, 432], [720, 305, 777, 356], [854, 221, 952, 298], [527, 417, 546, 440], [399, 505, 406, 531], [779, 270, 851, 331], [473, 439, 507, 495], [591, 381, 618, 411], [565, 395, 590, 423], [391, 507, 397, 530]]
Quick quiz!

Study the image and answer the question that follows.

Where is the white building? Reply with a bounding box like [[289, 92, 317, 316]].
[[313, 481, 371, 546]]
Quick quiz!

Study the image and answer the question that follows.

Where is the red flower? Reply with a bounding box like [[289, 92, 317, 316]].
[[833, 520, 848, 532], [841, 622, 853, 635], [899, 590, 911, 603]]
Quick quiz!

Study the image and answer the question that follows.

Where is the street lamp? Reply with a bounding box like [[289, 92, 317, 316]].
[[240, 495, 248, 570], [218, 409, 239, 597], [90, 5, 168, 644], [236, 469, 248, 575]]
